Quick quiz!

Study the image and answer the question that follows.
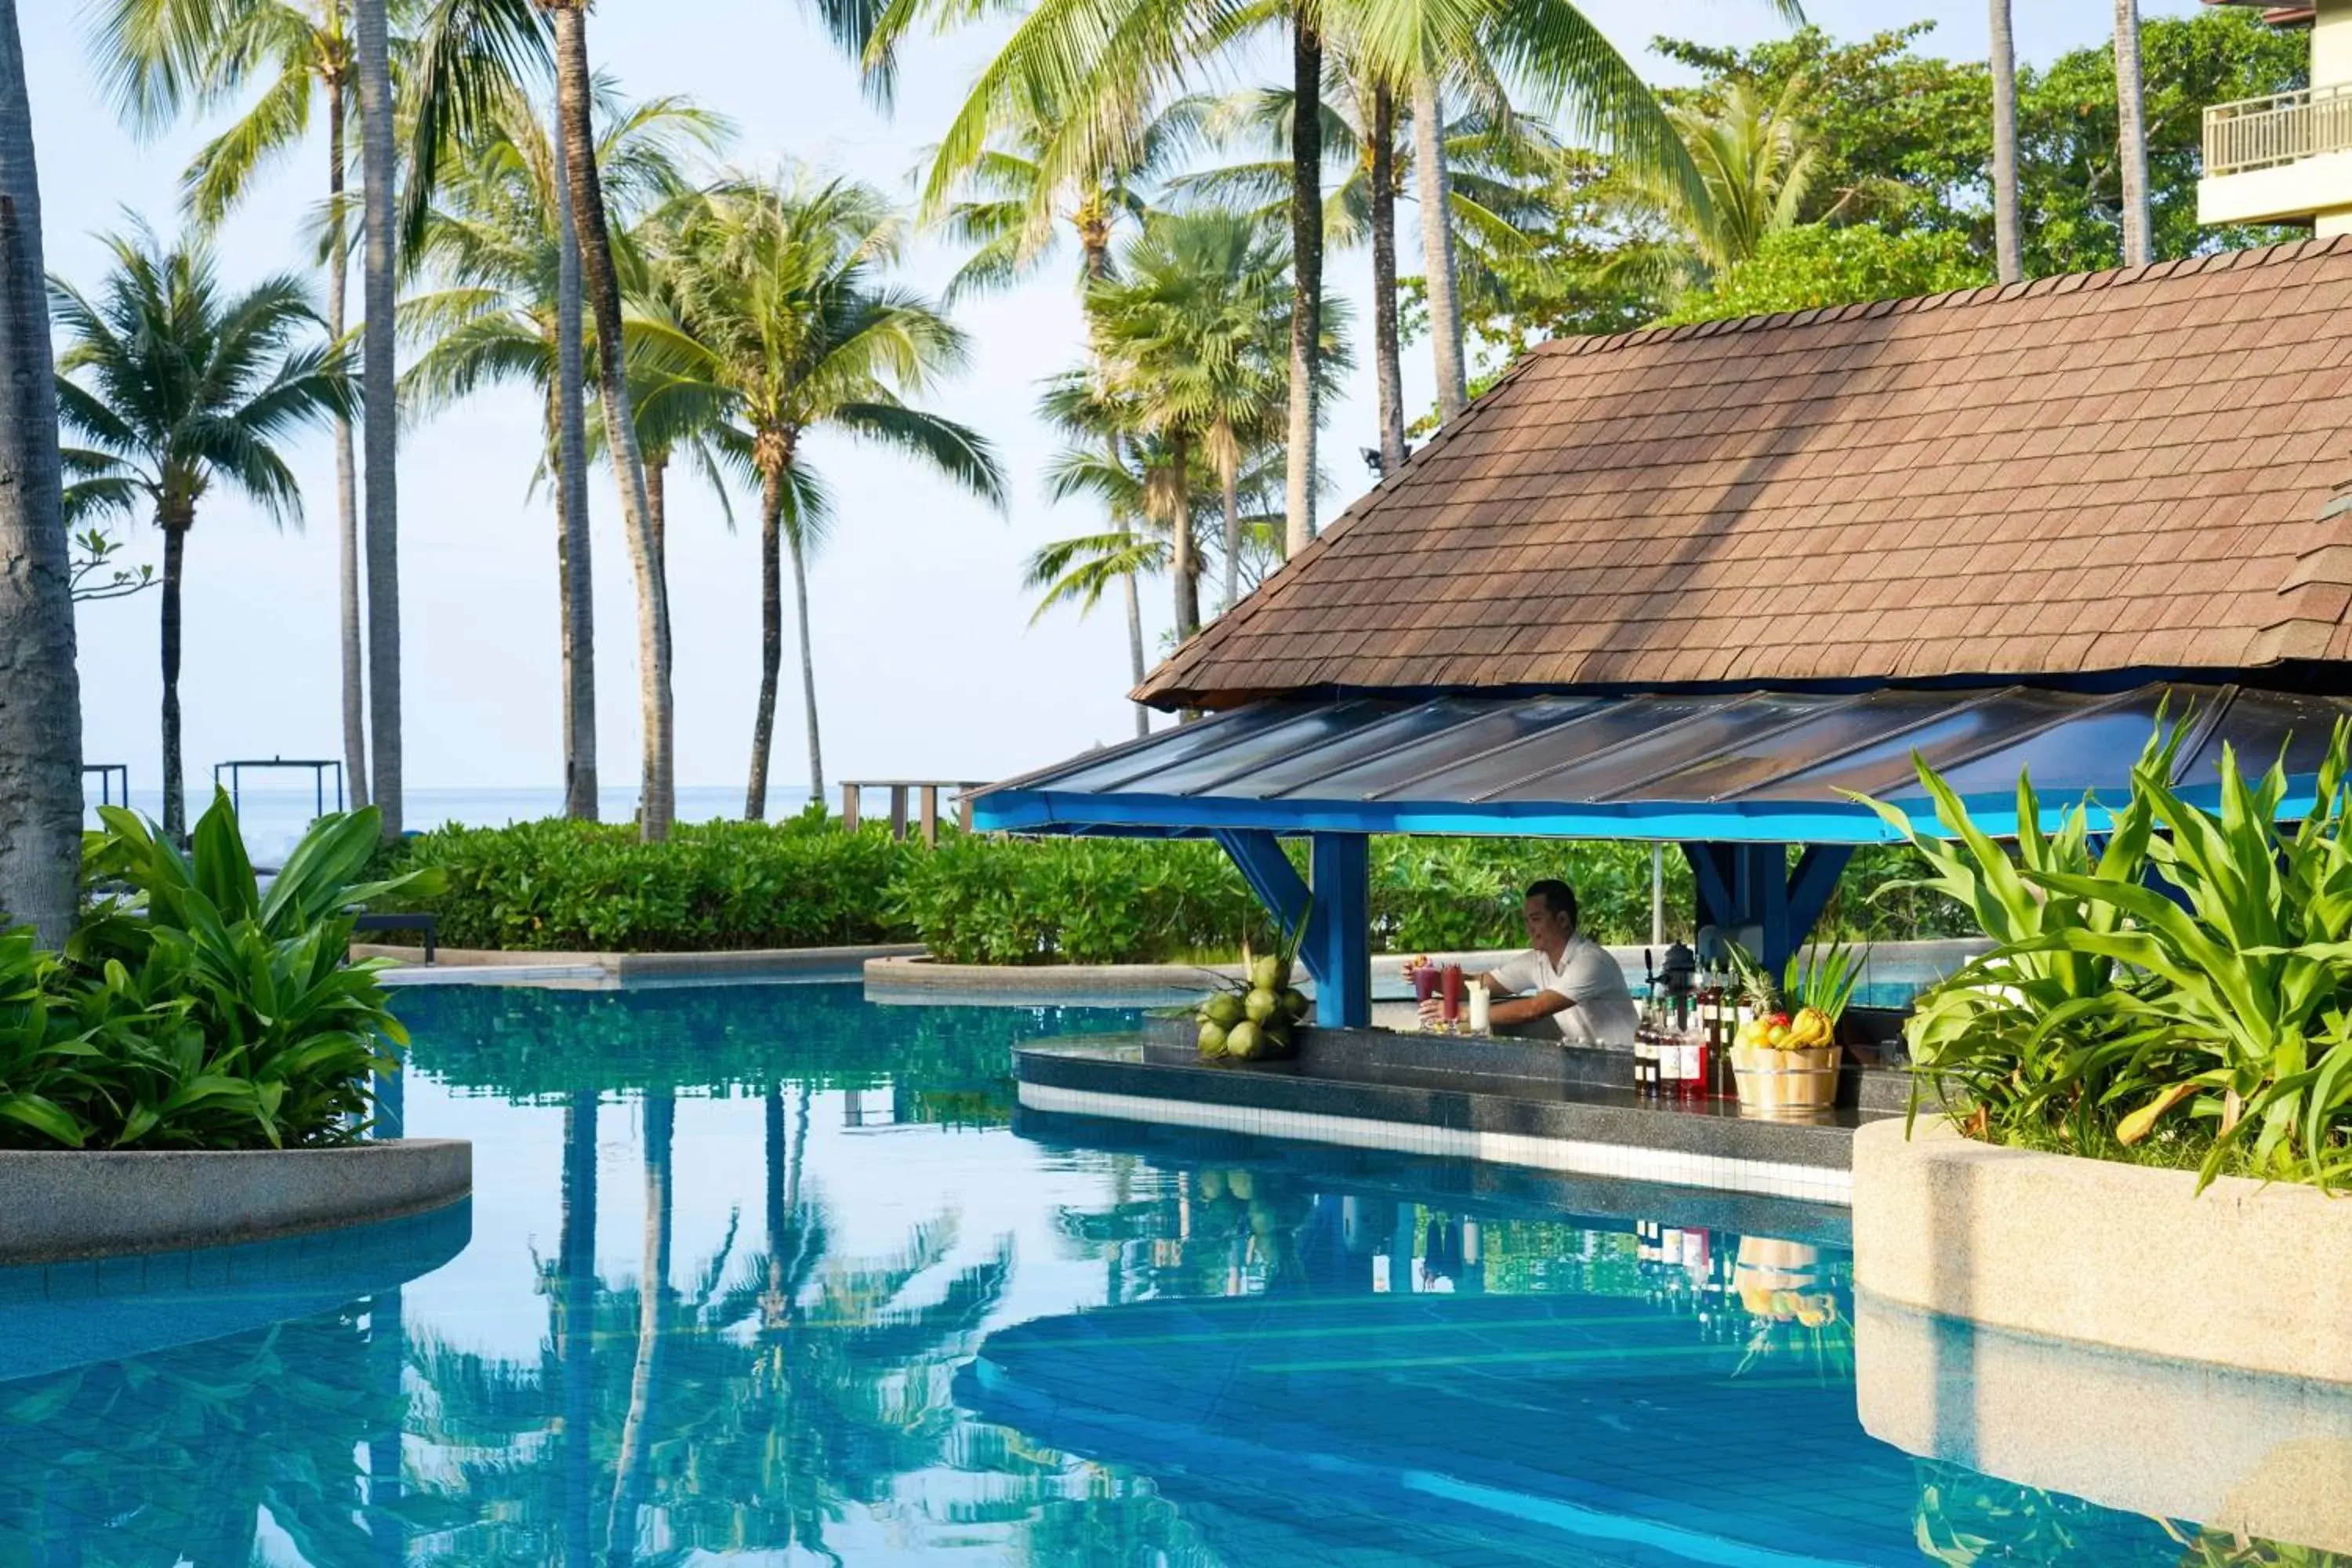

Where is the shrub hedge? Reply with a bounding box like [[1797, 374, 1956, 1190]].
[[379, 815, 1969, 963]]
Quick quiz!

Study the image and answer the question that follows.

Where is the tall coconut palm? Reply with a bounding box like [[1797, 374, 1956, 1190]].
[[915, 0, 1714, 554], [0, 0, 82, 945], [1988, 0, 2021, 285], [2114, 0, 2151, 267], [401, 82, 724, 818], [1029, 371, 1161, 731], [51, 227, 352, 841], [651, 176, 1004, 815], [931, 90, 1195, 735], [85, 0, 379, 811], [351, 0, 402, 834], [1088, 211, 1301, 630]]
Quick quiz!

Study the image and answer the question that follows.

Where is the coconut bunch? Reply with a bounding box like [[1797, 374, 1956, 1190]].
[[1198, 908, 1312, 1061]]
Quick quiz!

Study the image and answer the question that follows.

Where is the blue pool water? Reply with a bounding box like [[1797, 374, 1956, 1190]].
[[0, 981, 2340, 1564]]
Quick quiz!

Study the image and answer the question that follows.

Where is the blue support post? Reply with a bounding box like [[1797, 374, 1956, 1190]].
[[1785, 845, 1854, 953], [1308, 833, 1371, 1028]]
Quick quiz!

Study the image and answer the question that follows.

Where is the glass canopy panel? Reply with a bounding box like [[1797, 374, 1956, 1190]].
[[1616, 689, 1967, 804], [1305, 696, 1628, 801], [1912, 688, 2185, 800], [1026, 701, 1378, 797], [1230, 699, 1514, 800], [1759, 688, 2103, 802], [1486, 695, 1855, 804], [1356, 696, 1717, 804], [1108, 699, 1418, 797]]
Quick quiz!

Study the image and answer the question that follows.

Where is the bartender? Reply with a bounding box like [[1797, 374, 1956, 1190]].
[[1418, 880, 1640, 1046]]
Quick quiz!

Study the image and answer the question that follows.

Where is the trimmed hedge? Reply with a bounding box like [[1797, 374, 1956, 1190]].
[[379, 815, 1969, 962]]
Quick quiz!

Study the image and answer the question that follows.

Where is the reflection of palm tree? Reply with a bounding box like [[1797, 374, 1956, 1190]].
[[604, 1087, 672, 1564]]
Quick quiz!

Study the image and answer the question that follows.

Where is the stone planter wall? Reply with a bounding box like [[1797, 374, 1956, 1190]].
[[0, 1138, 472, 1264], [1852, 1117, 2352, 1385]]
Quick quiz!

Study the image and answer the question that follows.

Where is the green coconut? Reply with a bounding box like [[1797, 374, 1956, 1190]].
[[1281, 987, 1309, 1021], [1225, 1020, 1264, 1060], [1202, 992, 1244, 1029], [1250, 954, 1284, 991], [1228, 1169, 1256, 1202], [1198, 1169, 1227, 1201], [1244, 987, 1279, 1025], [1197, 1020, 1229, 1057]]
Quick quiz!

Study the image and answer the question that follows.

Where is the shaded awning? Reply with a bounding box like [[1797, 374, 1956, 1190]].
[[972, 682, 2352, 844]]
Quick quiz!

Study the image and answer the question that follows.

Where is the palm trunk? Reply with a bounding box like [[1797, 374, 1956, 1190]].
[[1988, 0, 2022, 285], [789, 521, 823, 802], [1219, 439, 1240, 615], [1121, 551, 1146, 739], [552, 93, 597, 822], [550, 3, 673, 841], [1283, 11, 1324, 557], [1369, 82, 1406, 474], [604, 1088, 672, 1567], [159, 523, 188, 840], [1169, 430, 1198, 641], [0, 0, 82, 946], [1411, 67, 1467, 423], [644, 449, 666, 579], [558, 1092, 598, 1568], [355, 0, 401, 837], [327, 62, 368, 811], [2114, 0, 2151, 267], [746, 463, 783, 821]]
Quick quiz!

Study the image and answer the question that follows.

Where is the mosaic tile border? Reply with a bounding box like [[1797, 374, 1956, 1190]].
[[1018, 1080, 1854, 1205]]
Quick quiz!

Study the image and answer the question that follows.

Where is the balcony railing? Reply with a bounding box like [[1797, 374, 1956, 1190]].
[[2205, 83, 2352, 178]]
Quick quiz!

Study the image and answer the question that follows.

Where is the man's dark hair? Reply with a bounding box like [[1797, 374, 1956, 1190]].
[[1526, 880, 1578, 927]]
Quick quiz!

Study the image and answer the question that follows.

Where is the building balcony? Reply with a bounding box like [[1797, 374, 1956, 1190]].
[[2201, 84, 2352, 231]]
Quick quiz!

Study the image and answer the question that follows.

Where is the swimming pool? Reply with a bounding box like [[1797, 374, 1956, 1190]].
[[0, 980, 2339, 1564]]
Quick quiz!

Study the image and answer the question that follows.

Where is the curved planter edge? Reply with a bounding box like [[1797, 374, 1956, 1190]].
[[1852, 1118, 2352, 1386], [0, 1138, 473, 1265]]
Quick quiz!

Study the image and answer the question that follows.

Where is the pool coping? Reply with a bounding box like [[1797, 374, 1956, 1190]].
[[1853, 1117, 2352, 1387], [0, 1138, 474, 1264], [356, 941, 926, 986]]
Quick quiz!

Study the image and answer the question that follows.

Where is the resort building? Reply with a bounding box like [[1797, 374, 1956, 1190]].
[[2202, 0, 2352, 230], [978, 238, 2352, 1024]]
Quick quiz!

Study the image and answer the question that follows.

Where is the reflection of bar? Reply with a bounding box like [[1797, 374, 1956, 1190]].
[[1856, 1290, 2352, 1553]]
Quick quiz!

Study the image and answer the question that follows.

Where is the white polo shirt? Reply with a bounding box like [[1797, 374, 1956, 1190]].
[[1491, 935, 1640, 1046]]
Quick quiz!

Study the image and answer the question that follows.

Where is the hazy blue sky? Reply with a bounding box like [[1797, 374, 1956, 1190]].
[[25, 1, 2208, 812]]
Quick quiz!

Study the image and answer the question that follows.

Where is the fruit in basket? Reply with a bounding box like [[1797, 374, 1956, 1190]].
[[1203, 992, 1243, 1029], [1245, 987, 1280, 1025], [1226, 1020, 1265, 1060], [1787, 1007, 1833, 1050]]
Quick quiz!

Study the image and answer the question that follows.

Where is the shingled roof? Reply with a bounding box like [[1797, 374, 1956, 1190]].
[[1137, 237, 2352, 712]]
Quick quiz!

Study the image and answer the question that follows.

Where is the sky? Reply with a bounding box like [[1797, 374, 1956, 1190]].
[[23, 0, 2212, 813]]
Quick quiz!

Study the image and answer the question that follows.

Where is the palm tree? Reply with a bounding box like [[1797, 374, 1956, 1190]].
[[0, 0, 83, 946], [1988, 0, 2022, 285], [650, 176, 1004, 815], [402, 82, 724, 818], [915, 0, 1713, 554], [2114, 0, 2151, 267], [51, 226, 352, 841], [350, 0, 402, 833], [85, 0, 377, 812], [1088, 211, 1300, 630]]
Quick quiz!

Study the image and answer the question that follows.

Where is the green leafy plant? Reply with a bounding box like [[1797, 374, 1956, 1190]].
[[1854, 719, 2352, 1189], [0, 792, 432, 1150]]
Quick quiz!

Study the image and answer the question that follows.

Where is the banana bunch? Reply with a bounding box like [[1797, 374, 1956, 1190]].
[[1785, 1006, 1835, 1050], [1733, 1005, 1835, 1053]]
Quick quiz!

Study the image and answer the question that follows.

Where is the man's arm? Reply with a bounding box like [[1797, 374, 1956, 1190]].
[[1489, 989, 1571, 1028]]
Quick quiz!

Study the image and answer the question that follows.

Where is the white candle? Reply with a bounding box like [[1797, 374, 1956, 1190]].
[[1468, 980, 1491, 1034]]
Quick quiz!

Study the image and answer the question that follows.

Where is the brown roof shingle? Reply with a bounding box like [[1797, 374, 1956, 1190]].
[[1137, 238, 2352, 710]]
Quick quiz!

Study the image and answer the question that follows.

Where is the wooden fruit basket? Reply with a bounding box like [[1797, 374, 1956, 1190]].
[[1730, 1042, 1842, 1115]]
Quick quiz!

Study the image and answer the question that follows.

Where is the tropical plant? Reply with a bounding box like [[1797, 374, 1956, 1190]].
[[0, 0, 82, 949], [402, 78, 726, 818], [84, 0, 382, 812], [1087, 210, 1309, 630], [0, 793, 431, 1151], [1860, 720, 2352, 1189], [52, 225, 353, 841], [647, 173, 1004, 813]]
